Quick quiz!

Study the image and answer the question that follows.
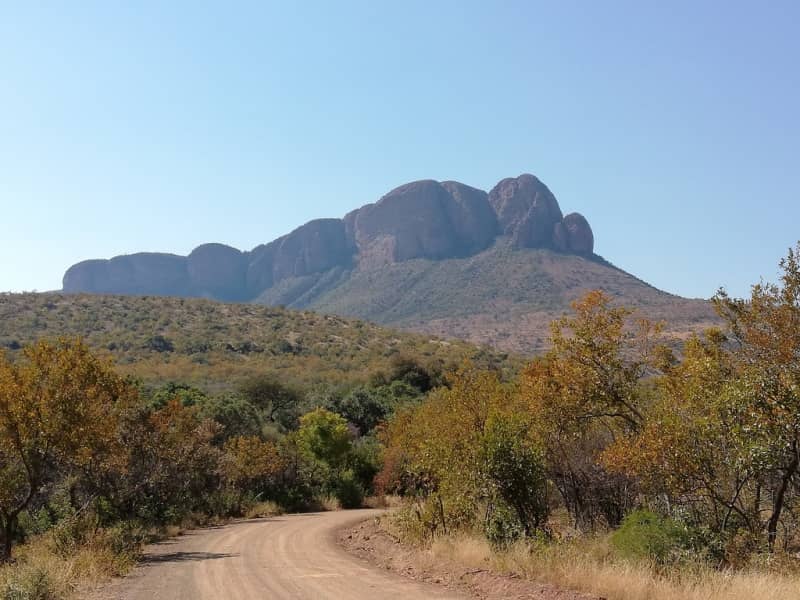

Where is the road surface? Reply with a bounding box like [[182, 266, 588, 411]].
[[96, 509, 467, 599]]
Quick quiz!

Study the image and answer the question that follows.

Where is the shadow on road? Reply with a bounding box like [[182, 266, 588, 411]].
[[142, 551, 238, 565]]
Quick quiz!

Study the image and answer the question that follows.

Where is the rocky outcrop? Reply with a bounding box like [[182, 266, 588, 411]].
[[63, 172, 595, 300], [187, 244, 247, 300], [486, 174, 594, 254], [562, 213, 594, 254], [488, 174, 563, 249], [272, 219, 351, 280], [349, 181, 460, 266], [439, 181, 498, 254], [246, 219, 351, 294], [63, 253, 191, 296], [347, 180, 498, 267]]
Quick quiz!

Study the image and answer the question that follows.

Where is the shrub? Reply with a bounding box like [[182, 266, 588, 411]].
[[611, 509, 689, 564], [334, 470, 364, 509], [0, 563, 64, 600], [484, 501, 525, 549], [483, 414, 549, 536]]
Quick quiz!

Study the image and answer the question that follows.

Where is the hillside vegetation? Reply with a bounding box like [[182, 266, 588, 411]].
[[61, 174, 717, 355], [260, 240, 718, 353], [379, 243, 800, 600], [0, 293, 515, 392]]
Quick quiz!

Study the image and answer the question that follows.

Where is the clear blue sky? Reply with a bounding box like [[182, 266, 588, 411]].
[[1, 1, 798, 299]]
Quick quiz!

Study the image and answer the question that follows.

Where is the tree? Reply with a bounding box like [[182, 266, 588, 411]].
[[603, 330, 757, 539], [149, 382, 209, 408], [522, 291, 664, 528], [329, 386, 391, 435], [198, 393, 262, 441], [713, 244, 800, 550], [607, 243, 800, 552], [0, 339, 132, 560], [482, 413, 548, 536], [378, 365, 547, 539], [110, 399, 221, 523], [296, 408, 353, 469], [220, 435, 284, 497], [238, 375, 302, 430]]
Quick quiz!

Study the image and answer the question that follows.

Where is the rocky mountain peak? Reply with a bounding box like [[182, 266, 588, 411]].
[[62, 173, 595, 300]]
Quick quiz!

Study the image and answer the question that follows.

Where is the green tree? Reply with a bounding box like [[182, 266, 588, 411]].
[[238, 375, 302, 430], [296, 408, 353, 469]]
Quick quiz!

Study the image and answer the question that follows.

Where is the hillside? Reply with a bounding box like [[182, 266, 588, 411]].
[[60, 173, 717, 352], [256, 238, 716, 353], [0, 293, 515, 391]]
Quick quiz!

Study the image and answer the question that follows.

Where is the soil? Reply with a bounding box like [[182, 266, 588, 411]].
[[338, 516, 602, 600]]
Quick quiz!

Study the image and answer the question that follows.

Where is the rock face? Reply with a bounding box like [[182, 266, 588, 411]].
[[273, 219, 351, 280], [347, 180, 498, 267], [349, 181, 457, 266], [187, 244, 246, 300], [488, 174, 563, 249], [64, 253, 191, 296], [63, 173, 595, 300], [439, 181, 498, 254], [246, 219, 352, 295], [562, 212, 594, 254]]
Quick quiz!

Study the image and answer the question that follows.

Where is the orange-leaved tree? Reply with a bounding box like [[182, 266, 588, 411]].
[[607, 243, 800, 552], [521, 290, 666, 529], [0, 339, 132, 560]]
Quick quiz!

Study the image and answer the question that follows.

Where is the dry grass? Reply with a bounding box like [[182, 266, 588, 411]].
[[320, 495, 342, 512], [0, 530, 139, 599], [409, 532, 800, 600], [244, 501, 284, 519], [364, 495, 403, 509]]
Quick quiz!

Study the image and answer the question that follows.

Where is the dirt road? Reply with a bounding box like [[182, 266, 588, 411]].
[[95, 509, 467, 600]]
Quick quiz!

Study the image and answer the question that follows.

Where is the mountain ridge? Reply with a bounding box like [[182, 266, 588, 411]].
[[62, 173, 717, 353], [63, 174, 594, 301]]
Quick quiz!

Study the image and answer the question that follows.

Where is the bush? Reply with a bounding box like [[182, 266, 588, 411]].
[[611, 509, 689, 564], [484, 501, 525, 549], [0, 563, 64, 600], [483, 414, 549, 536], [334, 470, 364, 509]]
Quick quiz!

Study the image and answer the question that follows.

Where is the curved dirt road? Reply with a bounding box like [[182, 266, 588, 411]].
[[95, 509, 467, 600]]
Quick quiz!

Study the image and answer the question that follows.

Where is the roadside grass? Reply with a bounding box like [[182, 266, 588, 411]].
[[387, 521, 800, 600], [320, 495, 342, 512], [0, 526, 142, 600], [244, 501, 285, 519]]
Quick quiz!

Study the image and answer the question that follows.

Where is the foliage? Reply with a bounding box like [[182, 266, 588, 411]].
[[0, 293, 517, 392], [521, 291, 664, 529], [238, 375, 302, 431], [378, 365, 549, 541], [606, 243, 800, 553], [333, 470, 364, 509], [482, 414, 548, 536], [610, 510, 689, 564], [0, 339, 133, 560], [297, 409, 353, 469], [220, 436, 284, 493]]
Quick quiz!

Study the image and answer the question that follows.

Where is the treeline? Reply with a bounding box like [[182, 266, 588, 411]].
[[379, 244, 800, 566], [0, 344, 441, 562]]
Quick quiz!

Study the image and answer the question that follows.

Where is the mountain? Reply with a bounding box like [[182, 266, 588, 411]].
[[62, 173, 717, 353]]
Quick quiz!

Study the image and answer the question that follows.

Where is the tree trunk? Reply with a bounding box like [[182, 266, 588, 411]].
[[767, 447, 799, 552], [0, 517, 13, 563]]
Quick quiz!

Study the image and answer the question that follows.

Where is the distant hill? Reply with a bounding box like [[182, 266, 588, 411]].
[[61, 173, 717, 352], [259, 240, 716, 353], [0, 293, 515, 391]]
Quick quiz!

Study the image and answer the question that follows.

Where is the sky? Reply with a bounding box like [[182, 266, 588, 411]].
[[1, 1, 798, 299]]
